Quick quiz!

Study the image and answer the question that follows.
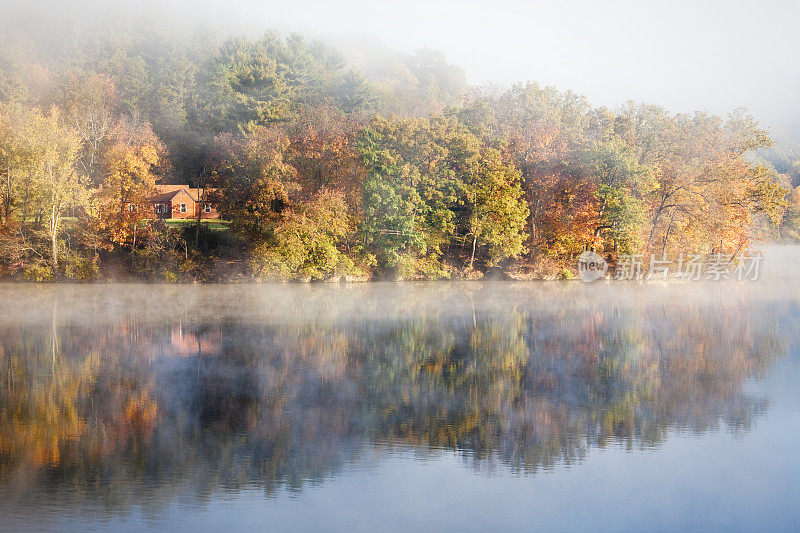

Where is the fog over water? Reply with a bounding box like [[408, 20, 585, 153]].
[[1, 247, 800, 530]]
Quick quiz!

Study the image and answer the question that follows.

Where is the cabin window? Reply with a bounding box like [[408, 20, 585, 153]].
[[204, 204, 211, 213], [180, 203, 187, 213]]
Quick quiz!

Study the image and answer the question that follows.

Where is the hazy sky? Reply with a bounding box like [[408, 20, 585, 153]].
[[5, 0, 798, 127], [196, 0, 798, 127]]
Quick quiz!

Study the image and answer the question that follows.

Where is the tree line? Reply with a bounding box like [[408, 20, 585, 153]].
[[0, 17, 794, 281]]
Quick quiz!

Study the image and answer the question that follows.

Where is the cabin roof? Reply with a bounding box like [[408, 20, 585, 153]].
[[150, 185, 218, 203]]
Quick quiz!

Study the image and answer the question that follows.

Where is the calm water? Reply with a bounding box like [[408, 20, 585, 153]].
[[2, 250, 800, 531]]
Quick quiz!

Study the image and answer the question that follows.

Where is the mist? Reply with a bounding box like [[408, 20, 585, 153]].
[[225, 0, 800, 121], [4, 0, 798, 124]]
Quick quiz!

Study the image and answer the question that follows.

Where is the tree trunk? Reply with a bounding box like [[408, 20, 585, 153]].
[[469, 234, 477, 270], [195, 170, 207, 249], [661, 210, 676, 256], [51, 232, 58, 271], [195, 187, 203, 249], [649, 190, 673, 245], [2, 168, 11, 222], [21, 180, 29, 236], [50, 209, 59, 273]]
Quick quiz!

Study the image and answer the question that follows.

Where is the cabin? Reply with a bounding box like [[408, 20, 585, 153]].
[[89, 184, 221, 220], [144, 185, 219, 219]]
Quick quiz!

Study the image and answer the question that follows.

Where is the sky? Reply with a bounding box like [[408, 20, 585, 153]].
[[5, 0, 798, 129], [194, 0, 799, 128]]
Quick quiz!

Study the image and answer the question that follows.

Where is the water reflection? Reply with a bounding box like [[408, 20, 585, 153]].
[[0, 282, 795, 517]]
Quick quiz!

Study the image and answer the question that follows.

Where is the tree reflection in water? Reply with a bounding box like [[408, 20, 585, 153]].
[[0, 282, 793, 512]]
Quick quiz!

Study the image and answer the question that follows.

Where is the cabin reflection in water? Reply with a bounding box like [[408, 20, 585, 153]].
[[166, 324, 221, 357]]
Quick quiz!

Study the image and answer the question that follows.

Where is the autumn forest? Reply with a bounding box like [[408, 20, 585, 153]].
[[0, 14, 797, 281]]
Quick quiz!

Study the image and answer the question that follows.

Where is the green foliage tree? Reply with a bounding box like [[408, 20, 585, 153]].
[[465, 148, 529, 268], [251, 189, 356, 280]]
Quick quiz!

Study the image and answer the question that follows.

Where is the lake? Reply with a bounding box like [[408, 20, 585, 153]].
[[1, 248, 800, 531]]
